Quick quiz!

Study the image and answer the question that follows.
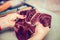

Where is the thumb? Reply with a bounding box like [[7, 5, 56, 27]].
[[8, 13, 26, 21], [16, 13, 26, 19]]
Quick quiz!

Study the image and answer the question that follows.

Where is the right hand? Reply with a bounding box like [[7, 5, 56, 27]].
[[28, 22, 50, 40]]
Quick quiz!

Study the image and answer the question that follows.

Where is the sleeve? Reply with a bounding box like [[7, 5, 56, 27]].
[[10, 0, 24, 7]]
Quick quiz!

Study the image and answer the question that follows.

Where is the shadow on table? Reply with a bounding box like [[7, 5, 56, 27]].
[[0, 27, 14, 34]]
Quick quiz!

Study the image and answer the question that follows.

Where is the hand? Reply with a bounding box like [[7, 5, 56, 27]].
[[28, 22, 50, 40], [0, 7, 32, 29], [0, 12, 25, 29]]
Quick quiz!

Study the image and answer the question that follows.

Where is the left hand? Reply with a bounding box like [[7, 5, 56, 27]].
[[0, 12, 25, 29], [0, 6, 32, 30]]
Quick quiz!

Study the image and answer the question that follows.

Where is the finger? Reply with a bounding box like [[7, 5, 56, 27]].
[[29, 22, 50, 40], [6, 13, 26, 21], [18, 7, 32, 13], [16, 13, 26, 19]]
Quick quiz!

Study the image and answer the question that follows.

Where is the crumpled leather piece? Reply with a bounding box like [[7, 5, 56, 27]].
[[14, 9, 51, 40]]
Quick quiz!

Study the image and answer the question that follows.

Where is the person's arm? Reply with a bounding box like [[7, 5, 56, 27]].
[[0, 1, 11, 12], [0, 16, 14, 29]]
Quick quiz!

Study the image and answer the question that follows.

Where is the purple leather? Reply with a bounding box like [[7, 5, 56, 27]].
[[14, 9, 51, 40]]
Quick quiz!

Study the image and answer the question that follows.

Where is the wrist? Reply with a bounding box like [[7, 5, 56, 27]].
[[0, 17, 8, 29]]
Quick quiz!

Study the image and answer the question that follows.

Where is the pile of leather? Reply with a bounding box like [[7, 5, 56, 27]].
[[14, 8, 51, 40]]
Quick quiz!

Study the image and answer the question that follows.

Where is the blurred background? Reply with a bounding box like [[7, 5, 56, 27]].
[[0, 0, 60, 40]]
